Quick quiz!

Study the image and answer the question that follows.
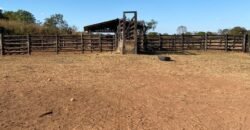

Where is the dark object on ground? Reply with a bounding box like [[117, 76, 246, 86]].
[[158, 56, 172, 61], [39, 111, 53, 118]]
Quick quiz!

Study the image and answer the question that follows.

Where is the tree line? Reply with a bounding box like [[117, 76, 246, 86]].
[[175, 25, 250, 35], [148, 25, 250, 36], [0, 9, 249, 36], [0, 9, 78, 35]]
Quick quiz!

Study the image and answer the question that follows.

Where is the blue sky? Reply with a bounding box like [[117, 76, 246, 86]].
[[1, 0, 250, 34]]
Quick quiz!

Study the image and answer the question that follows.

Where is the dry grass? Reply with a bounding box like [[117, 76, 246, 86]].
[[0, 51, 250, 130]]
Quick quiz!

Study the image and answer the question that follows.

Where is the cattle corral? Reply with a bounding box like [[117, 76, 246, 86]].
[[0, 51, 250, 129], [0, 33, 249, 55], [1, 10, 250, 130], [0, 11, 249, 55]]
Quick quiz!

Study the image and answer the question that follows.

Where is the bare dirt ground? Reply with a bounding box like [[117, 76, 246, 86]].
[[1, 51, 250, 130]]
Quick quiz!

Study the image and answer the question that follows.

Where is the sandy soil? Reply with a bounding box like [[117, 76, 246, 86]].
[[0, 51, 250, 130]]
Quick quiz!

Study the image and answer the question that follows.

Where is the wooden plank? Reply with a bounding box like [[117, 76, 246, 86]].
[[205, 33, 208, 51], [247, 34, 250, 53], [99, 34, 102, 52], [0, 33, 3, 55], [182, 34, 184, 51], [32, 46, 57, 48], [81, 33, 84, 53], [4, 47, 28, 50], [225, 34, 228, 52], [4, 42, 28, 45], [56, 34, 59, 54], [134, 11, 138, 54], [27, 34, 31, 55], [243, 34, 247, 52], [159, 35, 162, 50]]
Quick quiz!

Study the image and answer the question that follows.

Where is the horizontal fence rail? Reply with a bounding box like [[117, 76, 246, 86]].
[[0, 34, 116, 55], [140, 34, 249, 53]]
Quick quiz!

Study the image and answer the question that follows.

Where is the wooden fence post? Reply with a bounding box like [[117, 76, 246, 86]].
[[248, 34, 250, 53], [114, 34, 117, 52], [99, 34, 102, 52], [159, 34, 162, 50], [182, 34, 185, 51], [243, 34, 247, 52], [56, 34, 59, 54], [225, 34, 228, 52], [204, 33, 208, 51], [90, 34, 93, 53], [0, 33, 3, 56], [27, 34, 31, 55], [134, 12, 138, 54], [81, 33, 84, 54]]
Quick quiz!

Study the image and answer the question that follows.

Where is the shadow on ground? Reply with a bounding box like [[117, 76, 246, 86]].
[[139, 50, 199, 55]]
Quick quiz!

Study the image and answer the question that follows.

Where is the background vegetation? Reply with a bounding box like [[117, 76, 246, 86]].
[[0, 9, 78, 34], [0, 9, 249, 35]]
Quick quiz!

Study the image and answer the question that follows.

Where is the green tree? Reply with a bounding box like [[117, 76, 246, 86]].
[[228, 26, 247, 35], [3, 10, 35, 23], [194, 31, 206, 35], [185, 32, 192, 35], [207, 31, 217, 35], [44, 14, 69, 34], [218, 29, 230, 35], [148, 32, 159, 36], [141, 19, 158, 33]]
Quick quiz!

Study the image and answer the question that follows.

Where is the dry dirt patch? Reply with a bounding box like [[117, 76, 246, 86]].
[[0, 51, 250, 130]]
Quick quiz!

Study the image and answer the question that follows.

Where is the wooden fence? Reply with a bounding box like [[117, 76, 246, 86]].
[[0, 34, 116, 55], [0, 33, 249, 55], [141, 34, 249, 53]]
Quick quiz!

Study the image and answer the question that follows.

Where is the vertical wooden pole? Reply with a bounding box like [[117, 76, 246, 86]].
[[122, 12, 126, 54], [99, 34, 102, 52], [174, 35, 176, 51], [182, 34, 185, 51], [140, 32, 144, 53], [56, 34, 59, 54], [81, 33, 84, 53], [134, 12, 138, 54], [243, 34, 247, 52], [225, 34, 228, 52], [114, 34, 117, 52], [159, 34, 162, 50], [90, 34, 93, 53], [247, 34, 250, 53], [143, 34, 147, 52], [205, 33, 208, 51], [0, 33, 3, 56], [27, 34, 31, 55]]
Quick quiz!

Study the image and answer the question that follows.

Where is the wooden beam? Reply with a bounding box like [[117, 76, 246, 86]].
[[205, 33, 208, 51], [0, 33, 3, 55], [81, 33, 84, 53], [99, 34, 102, 52], [114, 34, 117, 51], [112, 33, 118, 52], [122, 12, 126, 54], [27, 34, 31, 55], [134, 11, 138, 54], [247, 34, 250, 53], [159, 34, 162, 50], [243, 34, 247, 52], [225, 34, 228, 52], [182, 34, 185, 51], [90, 34, 93, 53], [56, 34, 59, 54]]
